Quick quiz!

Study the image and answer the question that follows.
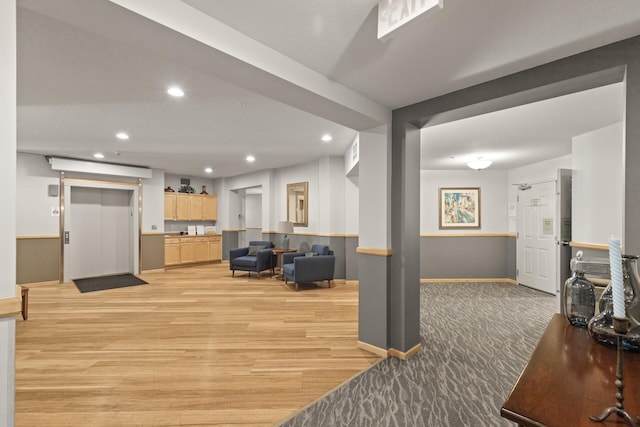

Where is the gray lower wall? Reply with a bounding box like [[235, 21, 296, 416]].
[[420, 236, 512, 280], [358, 253, 390, 349], [16, 237, 59, 284], [222, 230, 239, 261], [345, 237, 359, 281], [141, 234, 165, 271], [224, 231, 353, 280], [507, 236, 516, 280]]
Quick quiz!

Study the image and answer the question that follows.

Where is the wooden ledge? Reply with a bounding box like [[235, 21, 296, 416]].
[[356, 247, 392, 256], [0, 296, 22, 319]]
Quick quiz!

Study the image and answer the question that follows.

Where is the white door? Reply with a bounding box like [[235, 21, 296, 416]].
[[517, 181, 557, 294], [64, 187, 134, 281]]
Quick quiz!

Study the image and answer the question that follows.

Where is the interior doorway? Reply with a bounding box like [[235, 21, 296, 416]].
[[62, 180, 140, 282], [516, 181, 558, 294]]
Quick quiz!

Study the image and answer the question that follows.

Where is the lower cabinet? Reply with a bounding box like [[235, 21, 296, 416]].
[[165, 235, 222, 267], [165, 238, 181, 266], [208, 238, 221, 261]]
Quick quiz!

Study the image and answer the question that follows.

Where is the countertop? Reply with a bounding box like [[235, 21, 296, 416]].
[[165, 233, 220, 238]]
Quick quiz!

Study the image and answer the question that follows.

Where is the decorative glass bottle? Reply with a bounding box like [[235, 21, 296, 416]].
[[564, 271, 595, 327], [588, 255, 640, 351]]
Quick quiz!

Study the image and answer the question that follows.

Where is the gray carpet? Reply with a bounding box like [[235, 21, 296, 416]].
[[280, 282, 557, 427]]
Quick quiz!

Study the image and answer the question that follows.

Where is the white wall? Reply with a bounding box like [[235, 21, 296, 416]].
[[274, 160, 320, 233], [16, 153, 60, 236], [1, 1, 16, 424], [245, 193, 262, 228], [572, 122, 623, 245], [220, 170, 273, 231], [318, 157, 345, 235], [164, 174, 215, 195], [16, 154, 166, 235], [216, 156, 348, 237], [420, 169, 508, 234], [345, 176, 359, 234], [359, 131, 389, 248], [507, 155, 572, 233], [345, 134, 359, 175], [142, 169, 164, 232]]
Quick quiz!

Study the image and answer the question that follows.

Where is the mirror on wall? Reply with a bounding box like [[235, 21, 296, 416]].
[[287, 182, 308, 227]]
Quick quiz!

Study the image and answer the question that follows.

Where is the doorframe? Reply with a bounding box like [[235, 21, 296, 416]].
[[59, 173, 142, 283], [516, 179, 559, 295]]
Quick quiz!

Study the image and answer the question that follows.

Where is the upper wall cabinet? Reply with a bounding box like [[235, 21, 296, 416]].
[[164, 193, 217, 221]]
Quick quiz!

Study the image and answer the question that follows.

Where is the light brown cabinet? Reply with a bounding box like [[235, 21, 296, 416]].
[[164, 194, 177, 221], [175, 194, 191, 220], [164, 237, 181, 266], [164, 193, 217, 221], [194, 237, 209, 263], [165, 235, 222, 267], [207, 236, 221, 261], [203, 196, 217, 221]]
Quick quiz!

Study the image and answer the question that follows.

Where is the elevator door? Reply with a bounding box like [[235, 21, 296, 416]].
[[65, 187, 133, 281]]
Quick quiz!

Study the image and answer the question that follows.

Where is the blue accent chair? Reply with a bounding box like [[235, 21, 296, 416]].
[[282, 244, 335, 290], [229, 241, 275, 278]]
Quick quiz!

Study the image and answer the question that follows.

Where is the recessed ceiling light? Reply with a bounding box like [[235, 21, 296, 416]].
[[116, 132, 129, 140], [93, 153, 105, 159], [321, 134, 333, 142], [204, 167, 213, 173], [246, 155, 256, 163], [167, 86, 184, 97]]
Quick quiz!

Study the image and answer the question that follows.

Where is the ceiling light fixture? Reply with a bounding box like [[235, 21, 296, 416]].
[[93, 152, 105, 159], [204, 167, 213, 173], [116, 132, 129, 140], [466, 157, 492, 170], [321, 134, 332, 142], [246, 155, 255, 163], [167, 86, 184, 97]]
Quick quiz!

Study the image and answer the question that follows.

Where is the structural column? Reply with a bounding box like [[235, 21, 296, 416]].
[[0, 0, 17, 425], [389, 122, 421, 355], [357, 126, 421, 358]]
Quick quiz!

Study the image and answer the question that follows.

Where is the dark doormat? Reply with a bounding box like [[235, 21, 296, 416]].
[[73, 273, 148, 293]]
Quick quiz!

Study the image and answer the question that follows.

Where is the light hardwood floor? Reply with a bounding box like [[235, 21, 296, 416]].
[[15, 263, 380, 426]]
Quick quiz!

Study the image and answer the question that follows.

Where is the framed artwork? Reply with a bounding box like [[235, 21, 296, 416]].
[[439, 187, 481, 229]]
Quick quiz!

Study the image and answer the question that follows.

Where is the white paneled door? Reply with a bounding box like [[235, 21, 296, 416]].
[[517, 181, 557, 294]]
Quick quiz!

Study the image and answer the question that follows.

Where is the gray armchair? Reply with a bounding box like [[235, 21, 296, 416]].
[[282, 244, 335, 290], [229, 241, 275, 278]]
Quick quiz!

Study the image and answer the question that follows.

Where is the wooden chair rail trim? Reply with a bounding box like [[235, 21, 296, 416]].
[[356, 247, 393, 256], [227, 229, 359, 238], [0, 296, 22, 319], [421, 233, 515, 237], [16, 235, 60, 240], [569, 241, 609, 251]]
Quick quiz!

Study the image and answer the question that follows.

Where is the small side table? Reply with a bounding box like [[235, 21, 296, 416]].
[[271, 248, 296, 279]]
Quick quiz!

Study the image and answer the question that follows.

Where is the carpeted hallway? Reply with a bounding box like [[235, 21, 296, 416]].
[[281, 282, 557, 426]]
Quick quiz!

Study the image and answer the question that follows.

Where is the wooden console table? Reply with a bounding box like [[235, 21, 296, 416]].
[[501, 313, 640, 426]]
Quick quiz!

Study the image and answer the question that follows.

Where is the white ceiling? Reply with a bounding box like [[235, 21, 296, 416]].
[[15, 0, 640, 178]]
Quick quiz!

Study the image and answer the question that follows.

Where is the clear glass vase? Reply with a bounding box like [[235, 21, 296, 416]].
[[588, 255, 640, 351], [564, 272, 595, 327]]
